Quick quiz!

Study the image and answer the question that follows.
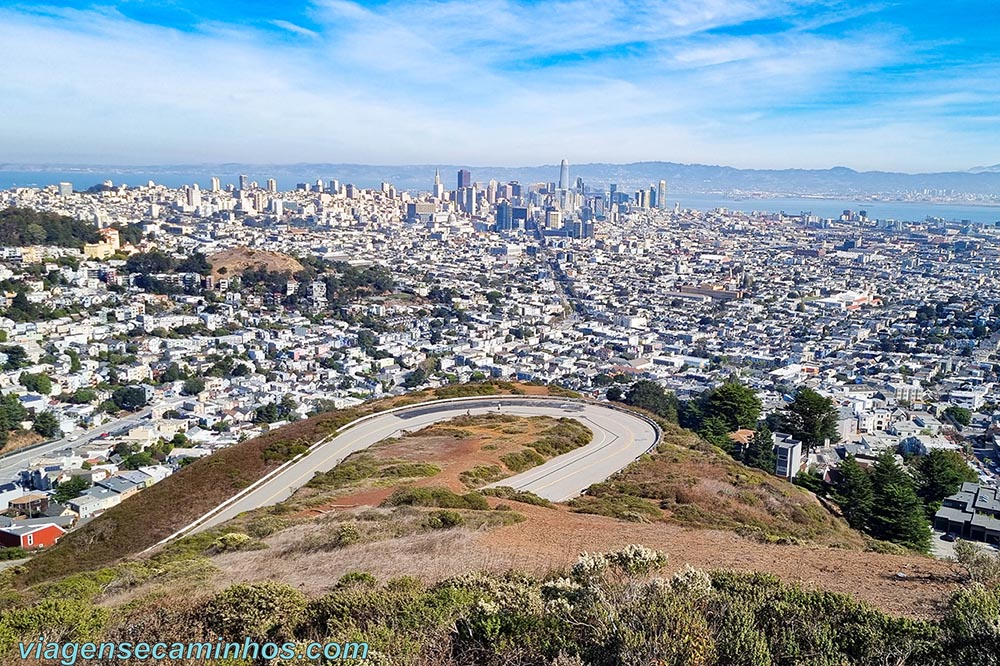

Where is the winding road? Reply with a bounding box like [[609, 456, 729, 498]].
[[194, 396, 659, 532]]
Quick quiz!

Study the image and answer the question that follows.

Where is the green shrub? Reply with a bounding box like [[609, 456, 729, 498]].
[[865, 539, 910, 556], [382, 487, 489, 510], [212, 532, 255, 552], [246, 515, 290, 538], [500, 448, 546, 472], [0, 598, 108, 649], [204, 582, 305, 642], [482, 487, 554, 508], [424, 510, 465, 529], [379, 462, 441, 478], [460, 465, 506, 488], [336, 523, 361, 546]]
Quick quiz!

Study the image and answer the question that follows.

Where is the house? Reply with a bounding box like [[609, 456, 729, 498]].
[[0, 522, 66, 549], [67, 487, 121, 519], [7, 493, 48, 517], [773, 432, 803, 480], [934, 482, 1000, 545], [95, 475, 141, 499]]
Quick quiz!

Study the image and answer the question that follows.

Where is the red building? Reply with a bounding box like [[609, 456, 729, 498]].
[[0, 523, 66, 549]]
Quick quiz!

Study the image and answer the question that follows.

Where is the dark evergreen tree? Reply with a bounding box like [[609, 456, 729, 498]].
[[770, 387, 840, 452], [833, 454, 874, 531], [742, 426, 777, 473], [911, 449, 978, 516], [623, 380, 679, 422], [869, 452, 931, 552]]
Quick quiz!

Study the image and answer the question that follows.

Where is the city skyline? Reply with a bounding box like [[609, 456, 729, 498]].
[[2, 1, 999, 171]]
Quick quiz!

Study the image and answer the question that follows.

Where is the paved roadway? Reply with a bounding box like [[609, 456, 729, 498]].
[[0, 398, 185, 483], [196, 397, 658, 532]]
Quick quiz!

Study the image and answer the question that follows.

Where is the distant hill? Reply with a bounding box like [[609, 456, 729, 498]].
[[6, 161, 1000, 195], [207, 247, 304, 278]]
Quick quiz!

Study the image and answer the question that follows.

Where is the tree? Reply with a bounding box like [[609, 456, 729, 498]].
[[741, 426, 776, 473], [32, 411, 61, 438], [67, 349, 82, 373], [53, 476, 90, 503], [700, 380, 762, 431], [770, 387, 839, 452], [19, 372, 53, 395], [833, 454, 874, 531], [126, 250, 174, 274], [869, 452, 931, 552], [0, 345, 29, 370], [944, 406, 972, 427], [181, 377, 206, 396], [911, 449, 978, 516], [112, 385, 147, 411], [623, 380, 678, 422], [160, 362, 187, 382], [606, 386, 624, 402]]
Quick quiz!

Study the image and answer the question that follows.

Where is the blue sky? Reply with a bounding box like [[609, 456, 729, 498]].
[[1, 0, 998, 171]]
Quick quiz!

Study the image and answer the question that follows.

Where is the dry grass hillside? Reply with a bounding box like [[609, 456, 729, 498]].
[[207, 246, 304, 277], [17, 381, 539, 585]]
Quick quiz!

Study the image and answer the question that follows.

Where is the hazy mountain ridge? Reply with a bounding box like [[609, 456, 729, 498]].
[[4, 161, 1000, 195]]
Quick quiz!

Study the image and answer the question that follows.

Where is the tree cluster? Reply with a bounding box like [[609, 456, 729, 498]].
[[834, 452, 933, 552], [0, 206, 100, 248]]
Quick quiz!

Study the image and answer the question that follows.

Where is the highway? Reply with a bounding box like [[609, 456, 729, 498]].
[[195, 397, 658, 532]]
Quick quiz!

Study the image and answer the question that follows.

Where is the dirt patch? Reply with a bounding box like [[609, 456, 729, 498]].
[[207, 246, 304, 278], [476, 504, 954, 619], [0, 430, 43, 456]]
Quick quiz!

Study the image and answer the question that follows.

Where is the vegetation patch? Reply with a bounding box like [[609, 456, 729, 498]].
[[569, 424, 859, 544], [3, 544, 994, 666], [459, 465, 507, 488], [382, 487, 490, 511], [500, 448, 546, 472], [481, 486, 554, 508]]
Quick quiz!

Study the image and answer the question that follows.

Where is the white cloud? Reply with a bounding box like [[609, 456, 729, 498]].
[[0, 1, 994, 171]]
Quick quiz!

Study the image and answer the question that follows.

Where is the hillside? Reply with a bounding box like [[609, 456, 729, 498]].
[[0, 541, 990, 666], [207, 246, 304, 277], [11, 384, 965, 624], [16, 382, 540, 585]]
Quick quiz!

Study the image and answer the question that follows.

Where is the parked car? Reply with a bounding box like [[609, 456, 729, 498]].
[[942, 533, 957, 542]]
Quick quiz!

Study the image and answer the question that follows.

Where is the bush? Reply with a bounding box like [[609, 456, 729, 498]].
[[379, 462, 441, 478], [204, 582, 305, 642], [482, 487, 554, 508], [460, 465, 506, 488], [864, 539, 910, 556], [211, 532, 260, 553], [0, 548, 28, 561], [245, 515, 290, 538], [952, 540, 1000, 586], [336, 523, 361, 546], [500, 448, 546, 472], [424, 510, 465, 529], [382, 487, 489, 510]]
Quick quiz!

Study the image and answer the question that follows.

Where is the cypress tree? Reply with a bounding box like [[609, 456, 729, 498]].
[[834, 454, 874, 531], [869, 452, 931, 552]]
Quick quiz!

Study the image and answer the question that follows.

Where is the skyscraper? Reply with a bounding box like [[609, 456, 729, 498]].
[[433, 169, 444, 199], [57, 182, 72, 197], [267, 178, 277, 193], [658, 180, 668, 210], [210, 176, 221, 192], [457, 169, 471, 190], [239, 174, 249, 191], [558, 159, 569, 191]]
